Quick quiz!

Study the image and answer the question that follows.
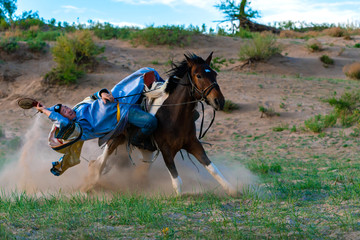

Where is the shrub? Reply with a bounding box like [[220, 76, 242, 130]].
[[322, 27, 345, 37], [0, 38, 19, 53], [279, 30, 303, 38], [354, 43, 360, 48], [223, 100, 239, 113], [304, 114, 337, 133], [90, 22, 137, 40], [320, 55, 334, 65], [326, 91, 360, 127], [0, 126, 4, 138], [343, 62, 360, 80], [210, 56, 227, 72], [131, 25, 196, 47], [36, 30, 62, 41], [306, 39, 322, 52], [0, 19, 10, 31], [234, 28, 255, 38], [45, 31, 104, 84], [27, 40, 47, 52], [239, 34, 281, 62]]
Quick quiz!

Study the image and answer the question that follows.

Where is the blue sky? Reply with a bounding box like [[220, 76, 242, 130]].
[[15, 0, 360, 30]]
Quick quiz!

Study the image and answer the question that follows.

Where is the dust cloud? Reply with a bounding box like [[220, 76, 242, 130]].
[[0, 116, 259, 197]]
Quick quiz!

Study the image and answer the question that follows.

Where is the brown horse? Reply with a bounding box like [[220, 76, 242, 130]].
[[83, 52, 235, 195]]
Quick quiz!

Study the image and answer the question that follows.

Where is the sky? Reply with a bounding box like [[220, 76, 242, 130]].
[[15, 0, 360, 30]]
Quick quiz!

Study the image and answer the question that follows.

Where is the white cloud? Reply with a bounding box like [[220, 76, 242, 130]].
[[112, 0, 219, 10], [112, 0, 176, 4], [61, 5, 86, 13], [251, 0, 360, 24]]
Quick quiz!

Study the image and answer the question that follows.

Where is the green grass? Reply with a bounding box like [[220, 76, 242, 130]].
[[2, 130, 360, 238]]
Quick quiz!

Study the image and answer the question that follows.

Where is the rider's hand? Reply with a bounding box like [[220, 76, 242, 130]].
[[35, 102, 45, 113], [101, 92, 114, 104]]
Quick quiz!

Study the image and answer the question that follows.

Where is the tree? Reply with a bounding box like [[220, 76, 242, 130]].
[[0, 0, 17, 21], [214, 0, 259, 33]]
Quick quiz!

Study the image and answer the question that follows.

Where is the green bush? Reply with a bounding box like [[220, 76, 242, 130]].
[[326, 91, 360, 127], [27, 40, 47, 52], [0, 19, 10, 30], [354, 43, 360, 48], [131, 25, 196, 47], [90, 22, 137, 40], [304, 114, 337, 133], [210, 56, 227, 72], [45, 31, 104, 85], [234, 28, 255, 38], [239, 34, 281, 62], [0, 126, 4, 138], [320, 55, 334, 65], [306, 39, 322, 52], [0, 38, 19, 53], [37, 30, 62, 41]]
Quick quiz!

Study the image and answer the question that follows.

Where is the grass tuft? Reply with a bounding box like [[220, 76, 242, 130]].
[[259, 105, 279, 118], [306, 39, 322, 52], [320, 55, 334, 65], [223, 100, 240, 113]]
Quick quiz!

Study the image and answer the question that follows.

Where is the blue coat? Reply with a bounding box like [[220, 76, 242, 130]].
[[48, 67, 163, 142]]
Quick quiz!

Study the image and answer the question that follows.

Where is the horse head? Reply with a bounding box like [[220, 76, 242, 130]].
[[185, 52, 225, 111]]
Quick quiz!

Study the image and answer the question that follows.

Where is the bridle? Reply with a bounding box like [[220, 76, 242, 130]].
[[186, 71, 219, 102], [175, 69, 219, 139]]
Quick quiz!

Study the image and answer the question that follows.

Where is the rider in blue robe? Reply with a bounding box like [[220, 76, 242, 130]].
[[37, 67, 163, 176]]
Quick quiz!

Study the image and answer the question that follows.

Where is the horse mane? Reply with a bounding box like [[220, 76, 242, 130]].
[[165, 53, 207, 94]]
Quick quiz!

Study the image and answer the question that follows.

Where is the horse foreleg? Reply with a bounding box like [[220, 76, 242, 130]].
[[186, 140, 236, 194], [162, 149, 182, 195]]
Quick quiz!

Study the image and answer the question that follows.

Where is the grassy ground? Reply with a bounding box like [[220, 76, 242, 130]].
[[1, 129, 360, 239]]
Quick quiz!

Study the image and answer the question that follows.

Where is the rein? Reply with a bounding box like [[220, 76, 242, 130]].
[[115, 72, 218, 139], [176, 73, 217, 140]]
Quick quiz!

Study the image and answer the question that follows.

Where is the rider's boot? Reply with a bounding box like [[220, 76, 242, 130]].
[[129, 130, 157, 152]]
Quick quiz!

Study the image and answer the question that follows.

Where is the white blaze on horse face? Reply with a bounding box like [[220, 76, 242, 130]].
[[206, 163, 236, 194]]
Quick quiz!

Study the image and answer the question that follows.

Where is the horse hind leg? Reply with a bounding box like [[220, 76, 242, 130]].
[[186, 140, 236, 194]]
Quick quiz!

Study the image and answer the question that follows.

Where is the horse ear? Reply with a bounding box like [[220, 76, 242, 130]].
[[185, 54, 194, 67], [205, 52, 213, 65]]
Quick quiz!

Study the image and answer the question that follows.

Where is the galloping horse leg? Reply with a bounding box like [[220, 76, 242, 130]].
[[132, 149, 153, 187], [161, 148, 183, 195], [82, 136, 125, 192], [185, 139, 236, 194]]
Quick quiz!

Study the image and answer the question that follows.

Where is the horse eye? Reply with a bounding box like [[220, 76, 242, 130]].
[[196, 74, 202, 79]]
